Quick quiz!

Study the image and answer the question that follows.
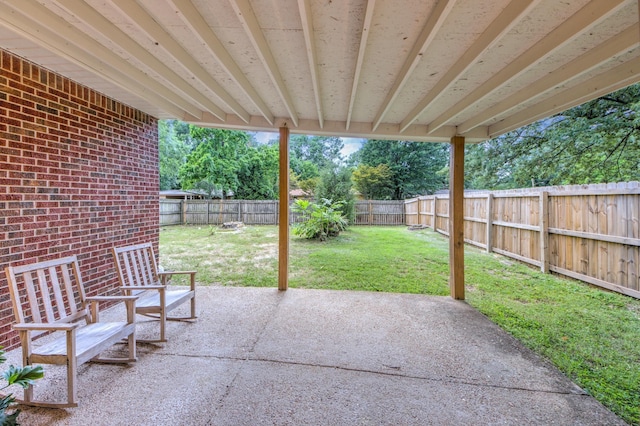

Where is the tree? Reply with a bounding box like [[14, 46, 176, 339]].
[[315, 165, 355, 222], [465, 83, 640, 189], [354, 140, 449, 199], [352, 164, 393, 199], [179, 128, 250, 197], [290, 135, 344, 170], [158, 120, 190, 190], [236, 144, 279, 199]]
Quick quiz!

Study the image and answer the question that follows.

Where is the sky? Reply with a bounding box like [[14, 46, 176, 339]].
[[250, 132, 364, 158]]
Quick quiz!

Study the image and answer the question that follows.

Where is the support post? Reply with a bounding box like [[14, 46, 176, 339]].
[[449, 136, 465, 300], [278, 126, 290, 291]]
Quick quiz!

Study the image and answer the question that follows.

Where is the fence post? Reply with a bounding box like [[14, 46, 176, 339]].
[[433, 196, 438, 231], [181, 200, 186, 225], [369, 200, 373, 225], [540, 191, 550, 273], [486, 193, 493, 253]]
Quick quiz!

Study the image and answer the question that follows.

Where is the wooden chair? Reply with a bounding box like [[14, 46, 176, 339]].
[[5, 255, 137, 408], [111, 243, 196, 342]]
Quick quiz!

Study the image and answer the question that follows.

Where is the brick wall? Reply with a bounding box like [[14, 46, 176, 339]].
[[0, 49, 159, 350]]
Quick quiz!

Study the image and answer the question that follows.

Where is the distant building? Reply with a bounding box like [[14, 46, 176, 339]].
[[289, 189, 310, 199], [159, 190, 205, 200]]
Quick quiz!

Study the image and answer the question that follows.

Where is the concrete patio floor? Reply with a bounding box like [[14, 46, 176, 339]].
[[5, 287, 624, 425]]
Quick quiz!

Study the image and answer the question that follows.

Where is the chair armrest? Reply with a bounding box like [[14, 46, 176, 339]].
[[159, 271, 197, 290], [86, 296, 138, 324], [120, 285, 166, 290], [13, 323, 81, 331], [86, 295, 140, 302], [158, 271, 196, 276]]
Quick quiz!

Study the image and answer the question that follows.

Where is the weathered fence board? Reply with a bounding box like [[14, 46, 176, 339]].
[[160, 199, 405, 227], [405, 182, 640, 299]]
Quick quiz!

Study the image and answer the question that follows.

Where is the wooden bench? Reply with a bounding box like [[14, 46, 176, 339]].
[[5, 255, 137, 408], [112, 243, 196, 342]]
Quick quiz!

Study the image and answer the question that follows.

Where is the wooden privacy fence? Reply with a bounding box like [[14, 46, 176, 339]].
[[405, 182, 640, 299], [160, 199, 405, 227]]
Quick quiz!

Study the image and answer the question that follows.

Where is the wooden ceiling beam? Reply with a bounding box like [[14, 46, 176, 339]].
[[488, 55, 640, 137], [170, 0, 274, 125], [193, 114, 489, 143], [346, 0, 376, 130], [459, 25, 639, 134], [0, 0, 200, 120], [297, 0, 323, 129], [53, 0, 227, 120], [399, 0, 540, 133], [427, 0, 628, 135], [371, 0, 456, 132], [230, 0, 299, 127], [111, 0, 250, 123]]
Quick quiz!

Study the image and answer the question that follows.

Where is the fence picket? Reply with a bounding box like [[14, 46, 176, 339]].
[[403, 182, 640, 299]]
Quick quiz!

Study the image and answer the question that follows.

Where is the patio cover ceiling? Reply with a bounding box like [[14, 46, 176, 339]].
[[0, 0, 639, 143]]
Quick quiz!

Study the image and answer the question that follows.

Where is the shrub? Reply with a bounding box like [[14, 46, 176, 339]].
[[0, 347, 43, 425], [292, 199, 348, 241]]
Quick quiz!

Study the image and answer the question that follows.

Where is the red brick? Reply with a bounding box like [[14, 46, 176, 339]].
[[0, 48, 159, 351]]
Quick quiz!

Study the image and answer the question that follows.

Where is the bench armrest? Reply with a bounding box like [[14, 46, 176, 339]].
[[13, 323, 81, 331]]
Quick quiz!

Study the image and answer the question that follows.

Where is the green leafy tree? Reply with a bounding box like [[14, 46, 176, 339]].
[[179, 128, 251, 197], [315, 166, 355, 222], [352, 164, 393, 199], [354, 140, 449, 199], [290, 135, 344, 171], [465, 83, 640, 189], [158, 120, 190, 190], [236, 144, 279, 199]]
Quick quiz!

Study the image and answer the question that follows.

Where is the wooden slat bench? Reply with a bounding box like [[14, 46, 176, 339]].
[[5, 255, 137, 408], [112, 243, 196, 342]]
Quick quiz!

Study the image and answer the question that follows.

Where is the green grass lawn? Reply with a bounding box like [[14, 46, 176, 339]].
[[160, 225, 640, 425]]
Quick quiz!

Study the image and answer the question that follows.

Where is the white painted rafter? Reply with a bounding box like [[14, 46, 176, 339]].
[[297, 0, 323, 129], [0, 0, 200, 120], [372, 0, 456, 132], [229, 0, 299, 127], [399, 0, 540, 133], [169, 0, 274, 125], [488, 55, 640, 137], [427, 0, 628, 135], [111, 0, 250, 123], [53, 0, 227, 120], [459, 25, 639, 135], [345, 0, 375, 130]]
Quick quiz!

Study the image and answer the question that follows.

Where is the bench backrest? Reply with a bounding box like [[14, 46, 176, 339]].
[[112, 243, 160, 293], [5, 256, 90, 337]]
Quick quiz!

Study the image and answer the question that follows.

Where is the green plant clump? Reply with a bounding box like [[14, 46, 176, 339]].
[[0, 347, 43, 426], [291, 198, 348, 241]]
